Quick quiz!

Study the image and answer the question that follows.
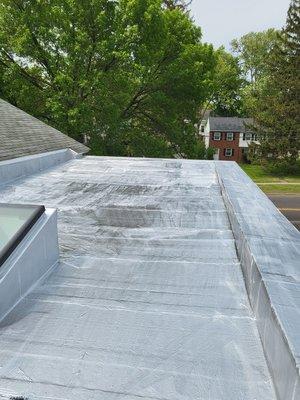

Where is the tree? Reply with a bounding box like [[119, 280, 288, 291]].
[[198, 47, 245, 121], [0, 0, 216, 158], [209, 47, 245, 117], [231, 29, 279, 83], [163, 1, 192, 11], [247, 0, 300, 167]]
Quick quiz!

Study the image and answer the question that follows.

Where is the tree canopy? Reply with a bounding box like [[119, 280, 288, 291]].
[[1, 0, 297, 165], [208, 47, 245, 117], [163, 0, 192, 10], [0, 0, 216, 158], [245, 0, 300, 168], [231, 28, 279, 84]]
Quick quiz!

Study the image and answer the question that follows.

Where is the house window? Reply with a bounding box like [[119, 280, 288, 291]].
[[226, 132, 234, 141], [213, 132, 221, 141], [224, 148, 234, 157], [243, 133, 252, 141]]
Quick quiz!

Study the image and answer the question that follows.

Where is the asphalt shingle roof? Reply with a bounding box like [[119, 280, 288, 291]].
[[209, 117, 253, 132], [0, 99, 89, 161]]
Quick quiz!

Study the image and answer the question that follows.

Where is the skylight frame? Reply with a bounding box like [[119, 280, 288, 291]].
[[0, 204, 45, 267]]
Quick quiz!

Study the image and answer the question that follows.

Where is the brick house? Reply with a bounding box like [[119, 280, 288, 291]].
[[200, 117, 259, 162]]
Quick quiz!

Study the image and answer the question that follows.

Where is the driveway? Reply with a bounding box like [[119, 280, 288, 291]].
[[268, 194, 300, 230]]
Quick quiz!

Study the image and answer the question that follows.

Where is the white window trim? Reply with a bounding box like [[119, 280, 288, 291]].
[[225, 148, 233, 157], [226, 132, 234, 141], [244, 133, 252, 141], [213, 132, 221, 141]]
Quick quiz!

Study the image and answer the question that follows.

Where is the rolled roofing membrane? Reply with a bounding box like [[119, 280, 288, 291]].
[[0, 155, 297, 399]]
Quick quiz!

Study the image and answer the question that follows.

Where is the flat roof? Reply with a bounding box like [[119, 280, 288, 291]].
[[0, 156, 278, 399]]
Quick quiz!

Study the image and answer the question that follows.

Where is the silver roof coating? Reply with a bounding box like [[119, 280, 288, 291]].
[[0, 99, 89, 161], [0, 157, 277, 399], [217, 162, 300, 400]]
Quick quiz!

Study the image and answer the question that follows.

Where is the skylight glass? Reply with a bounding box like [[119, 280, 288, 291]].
[[0, 204, 45, 266]]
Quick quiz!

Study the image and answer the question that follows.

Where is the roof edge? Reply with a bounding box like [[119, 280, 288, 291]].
[[216, 161, 300, 400], [0, 148, 79, 186]]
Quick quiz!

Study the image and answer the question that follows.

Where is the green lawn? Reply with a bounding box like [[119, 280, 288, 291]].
[[240, 163, 300, 194], [257, 184, 300, 194]]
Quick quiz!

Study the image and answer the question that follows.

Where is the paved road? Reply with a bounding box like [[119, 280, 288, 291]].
[[268, 194, 300, 231]]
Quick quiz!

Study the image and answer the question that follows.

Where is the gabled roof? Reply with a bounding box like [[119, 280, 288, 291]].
[[209, 117, 254, 132], [0, 99, 89, 161]]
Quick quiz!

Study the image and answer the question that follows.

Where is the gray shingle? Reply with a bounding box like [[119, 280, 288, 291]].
[[209, 117, 254, 132], [0, 99, 89, 161]]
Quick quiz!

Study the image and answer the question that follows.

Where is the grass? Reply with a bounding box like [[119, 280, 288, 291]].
[[240, 163, 300, 194], [257, 184, 300, 194]]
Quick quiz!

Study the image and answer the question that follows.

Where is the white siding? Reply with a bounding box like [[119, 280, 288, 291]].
[[239, 133, 260, 148]]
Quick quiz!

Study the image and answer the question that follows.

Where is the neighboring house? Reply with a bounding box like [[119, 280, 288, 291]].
[[200, 116, 259, 162], [199, 109, 212, 134]]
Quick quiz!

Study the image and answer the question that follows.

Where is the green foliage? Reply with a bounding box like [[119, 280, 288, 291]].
[[241, 159, 300, 179], [206, 146, 215, 160], [0, 0, 216, 158], [209, 47, 245, 117], [245, 0, 300, 166], [232, 28, 281, 119], [163, 0, 191, 10], [232, 28, 282, 120], [231, 29, 279, 83], [189, 140, 215, 160], [241, 161, 300, 193], [264, 160, 300, 175], [192, 141, 206, 159], [232, 1, 300, 168]]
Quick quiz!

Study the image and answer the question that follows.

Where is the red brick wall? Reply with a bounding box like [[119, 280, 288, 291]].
[[209, 132, 243, 162]]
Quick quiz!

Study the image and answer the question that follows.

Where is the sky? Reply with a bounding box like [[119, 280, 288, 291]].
[[190, 0, 291, 50]]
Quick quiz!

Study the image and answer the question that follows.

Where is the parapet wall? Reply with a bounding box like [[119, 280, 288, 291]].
[[0, 148, 79, 186], [217, 161, 300, 400]]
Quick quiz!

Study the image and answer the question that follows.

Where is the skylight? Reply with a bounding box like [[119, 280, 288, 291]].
[[0, 204, 45, 266]]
